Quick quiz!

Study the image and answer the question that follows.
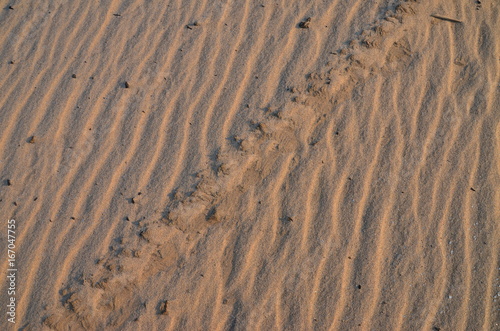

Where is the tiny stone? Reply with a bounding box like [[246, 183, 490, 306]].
[[299, 17, 311, 29], [72, 74, 77, 78], [124, 81, 130, 88], [28, 136, 36, 143], [159, 301, 168, 315]]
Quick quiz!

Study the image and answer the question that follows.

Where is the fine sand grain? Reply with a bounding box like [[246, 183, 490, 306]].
[[0, 0, 498, 330]]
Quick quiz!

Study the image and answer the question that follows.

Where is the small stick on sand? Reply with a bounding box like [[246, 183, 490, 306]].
[[430, 14, 462, 24]]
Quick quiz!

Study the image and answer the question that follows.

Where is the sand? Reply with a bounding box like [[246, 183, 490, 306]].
[[0, 0, 498, 330]]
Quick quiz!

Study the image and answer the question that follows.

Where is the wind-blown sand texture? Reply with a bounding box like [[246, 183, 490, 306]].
[[0, 0, 499, 330]]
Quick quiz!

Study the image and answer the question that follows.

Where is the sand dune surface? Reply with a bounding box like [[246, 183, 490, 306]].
[[0, 0, 499, 330]]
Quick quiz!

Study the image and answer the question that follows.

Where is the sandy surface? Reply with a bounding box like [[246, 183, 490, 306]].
[[0, 0, 499, 330]]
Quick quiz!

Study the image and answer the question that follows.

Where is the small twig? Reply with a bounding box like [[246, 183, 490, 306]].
[[430, 14, 462, 24]]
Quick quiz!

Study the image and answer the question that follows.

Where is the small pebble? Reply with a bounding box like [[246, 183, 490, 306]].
[[159, 300, 168, 315], [299, 17, 311, 29]]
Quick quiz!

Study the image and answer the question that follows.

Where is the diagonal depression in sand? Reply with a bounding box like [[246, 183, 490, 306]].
[[0, 0, 498, 330]]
